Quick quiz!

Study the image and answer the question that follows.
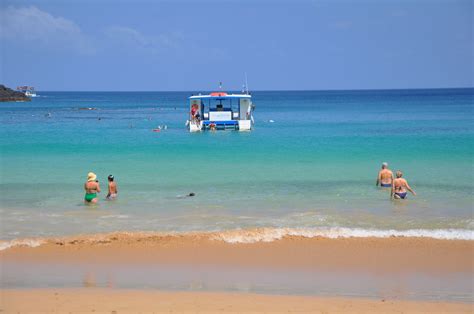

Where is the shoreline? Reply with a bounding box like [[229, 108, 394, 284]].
[[1, 226, 473, 251], [1, 231, 472, 272], [1, 289, 472, 313]]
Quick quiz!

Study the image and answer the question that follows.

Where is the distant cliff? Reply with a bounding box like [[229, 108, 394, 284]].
[[0, 84, 31, 102]]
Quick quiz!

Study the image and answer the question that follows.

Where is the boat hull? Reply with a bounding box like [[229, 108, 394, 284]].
[[187, 120, 252, 132]]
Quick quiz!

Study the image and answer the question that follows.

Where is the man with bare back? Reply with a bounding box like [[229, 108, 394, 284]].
[[376, 162, 393, 187]]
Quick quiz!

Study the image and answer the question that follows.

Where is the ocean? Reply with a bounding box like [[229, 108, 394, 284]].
[[1, 89, 473, 244]]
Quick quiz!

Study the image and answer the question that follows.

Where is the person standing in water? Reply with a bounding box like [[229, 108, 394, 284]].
[[84, 172, 100, 204], [391, 170, 416, 199], [106, 175, 118, 200], [376, 162, 394, 187]]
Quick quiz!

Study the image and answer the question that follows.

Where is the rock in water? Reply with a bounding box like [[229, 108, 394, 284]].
[[0, 85, 31, 102]]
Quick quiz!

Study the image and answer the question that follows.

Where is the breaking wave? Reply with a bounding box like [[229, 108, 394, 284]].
[[0, 239, 45, 251], [210, 227, 474, 243], [0, 227, 472, 250]]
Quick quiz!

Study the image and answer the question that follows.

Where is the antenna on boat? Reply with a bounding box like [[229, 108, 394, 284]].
[[245, 72, 249, 94], [219, 82, 223, 90]]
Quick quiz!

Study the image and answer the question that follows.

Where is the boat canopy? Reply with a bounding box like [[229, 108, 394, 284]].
[[189, 93, 251, 99]]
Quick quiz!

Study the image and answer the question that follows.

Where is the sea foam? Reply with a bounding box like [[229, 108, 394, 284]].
[[0, 239, 44, 251], [210, 227, 474, 243]]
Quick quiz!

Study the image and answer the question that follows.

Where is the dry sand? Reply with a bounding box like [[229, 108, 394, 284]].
[[1, 288, 472, 313]]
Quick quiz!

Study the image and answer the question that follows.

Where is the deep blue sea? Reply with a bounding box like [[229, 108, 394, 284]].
[[0, 89, 473, 243]]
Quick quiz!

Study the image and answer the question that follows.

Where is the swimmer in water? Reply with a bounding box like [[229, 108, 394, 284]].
[[176, 192, 196, 199], [391, 170, 416, 199], [376, 162, 394, 188], [84, 172, 100, 204], [106, 175, 118, 200]]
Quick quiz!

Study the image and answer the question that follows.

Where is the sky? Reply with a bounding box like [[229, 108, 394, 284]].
[[0, 0, 472, 91]]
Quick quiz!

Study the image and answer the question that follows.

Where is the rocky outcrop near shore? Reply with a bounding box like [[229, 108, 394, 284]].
[[0, 84, 31, 102]]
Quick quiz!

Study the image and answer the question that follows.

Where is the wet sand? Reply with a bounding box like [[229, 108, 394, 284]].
[[1, 289, 472, 313], [2, 232, 472, 273], [1, 233, 473, 312]]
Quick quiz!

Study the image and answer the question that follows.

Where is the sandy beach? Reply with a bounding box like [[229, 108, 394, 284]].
[[1, 288, 472, 313], [1, 233, 473, 312]]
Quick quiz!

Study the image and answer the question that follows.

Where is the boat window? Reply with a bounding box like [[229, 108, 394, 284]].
[[208, 98, 233, 111], [200, 99, 210, 113]]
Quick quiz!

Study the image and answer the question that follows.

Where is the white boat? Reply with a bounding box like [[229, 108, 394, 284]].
[[186, 91, 255, 132], [17, 86, 37, 97]]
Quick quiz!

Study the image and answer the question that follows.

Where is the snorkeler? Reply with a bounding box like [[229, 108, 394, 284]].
[[84, 172, 100, 204], [391, 170, 416, 199], [175, 192, 196, 199], [106, 175, 118, 200], [376, 162, 394, 187]]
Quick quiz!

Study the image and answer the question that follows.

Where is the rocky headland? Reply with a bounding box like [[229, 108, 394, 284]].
[[0, 85, 31, 102]]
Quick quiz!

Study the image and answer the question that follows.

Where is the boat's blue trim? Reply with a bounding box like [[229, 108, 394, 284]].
[[209, 108, 232, 112], [202, 120, 238, 126]]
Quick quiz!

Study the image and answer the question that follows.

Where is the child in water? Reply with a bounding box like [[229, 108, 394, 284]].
[[106, 175, 118, 200]]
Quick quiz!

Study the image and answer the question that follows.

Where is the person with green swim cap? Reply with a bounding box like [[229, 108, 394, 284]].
[[84, 172, 101, 204]]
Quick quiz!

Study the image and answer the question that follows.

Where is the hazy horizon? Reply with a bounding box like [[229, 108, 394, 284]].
[[16, 86, 474, 93]]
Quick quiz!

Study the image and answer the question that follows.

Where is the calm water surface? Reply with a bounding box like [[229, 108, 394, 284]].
[[0, 89, 473, 240]]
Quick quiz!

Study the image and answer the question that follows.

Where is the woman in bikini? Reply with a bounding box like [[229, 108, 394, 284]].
[[391, 170, 416, 199], [84, 172, 101, 204]]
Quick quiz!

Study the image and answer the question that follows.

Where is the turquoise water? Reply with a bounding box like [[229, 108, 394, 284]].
[[0, 89, 473, 240]]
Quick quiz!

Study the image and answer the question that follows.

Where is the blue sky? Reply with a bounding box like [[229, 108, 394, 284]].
[[1, 0, 472, 91]]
